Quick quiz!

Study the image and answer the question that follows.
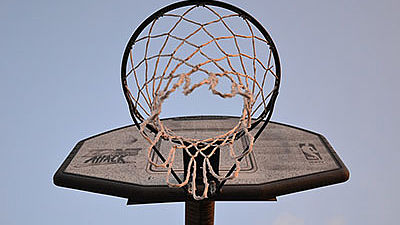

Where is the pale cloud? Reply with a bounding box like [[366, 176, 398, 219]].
[[272, 213, 346, 225], [273, 213, 305, 225], [327, 216, 346, 225]]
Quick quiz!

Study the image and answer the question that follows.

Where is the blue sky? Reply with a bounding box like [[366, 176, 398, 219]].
[[1, 0, 399, 224]]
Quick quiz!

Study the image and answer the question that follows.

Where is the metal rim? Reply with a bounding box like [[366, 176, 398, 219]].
[[121, 0, 281, 132]]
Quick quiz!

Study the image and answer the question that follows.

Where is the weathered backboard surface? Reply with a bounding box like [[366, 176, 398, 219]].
[[54, 116, 349, 204]]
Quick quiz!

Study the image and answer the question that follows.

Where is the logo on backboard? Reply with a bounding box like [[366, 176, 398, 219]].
[[299, 143, 323, 162], [76, 148, 142, 167]]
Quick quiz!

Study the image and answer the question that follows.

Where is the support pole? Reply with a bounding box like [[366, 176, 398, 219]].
[[185, 200, 215, 225]]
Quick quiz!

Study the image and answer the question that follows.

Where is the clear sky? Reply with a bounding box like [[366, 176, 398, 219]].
[[1, 0, 399, 224]]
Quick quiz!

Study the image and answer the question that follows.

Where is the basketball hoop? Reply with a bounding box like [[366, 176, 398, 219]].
[[121, 0, 280, 200]]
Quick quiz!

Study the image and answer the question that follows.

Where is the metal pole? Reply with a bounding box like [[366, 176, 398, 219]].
[[185, 200, 215, 225]]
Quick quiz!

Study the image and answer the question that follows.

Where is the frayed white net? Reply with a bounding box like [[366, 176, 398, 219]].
[[123, 5, 278, 200]]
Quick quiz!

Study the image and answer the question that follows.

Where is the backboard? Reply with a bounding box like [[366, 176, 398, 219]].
[[54, 116, 349, 204]]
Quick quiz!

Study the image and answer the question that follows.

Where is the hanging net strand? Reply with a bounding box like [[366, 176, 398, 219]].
[[123, 4, 280, 200]]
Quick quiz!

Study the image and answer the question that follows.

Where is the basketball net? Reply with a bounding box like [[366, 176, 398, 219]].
[[124, 5, 278, 200]]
